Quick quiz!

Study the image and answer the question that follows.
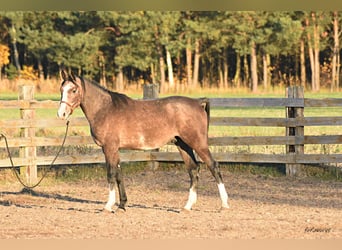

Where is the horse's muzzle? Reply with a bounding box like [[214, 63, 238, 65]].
[[57, 103, 72, 120]]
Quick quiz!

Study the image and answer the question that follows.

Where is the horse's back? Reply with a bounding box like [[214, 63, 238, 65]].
[[149, 96, 209, 134]]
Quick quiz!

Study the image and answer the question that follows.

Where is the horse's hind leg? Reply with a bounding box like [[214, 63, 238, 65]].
[[175, 137, 200, 211], [196, 147, 229, 209]]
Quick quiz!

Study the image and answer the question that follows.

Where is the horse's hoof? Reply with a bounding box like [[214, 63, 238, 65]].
[[182, 207, 192, 213], [116, 207, 126, 213], [103, 209, 115, 214], [103, 206, 115, 213], [220, 204, 230, 211]]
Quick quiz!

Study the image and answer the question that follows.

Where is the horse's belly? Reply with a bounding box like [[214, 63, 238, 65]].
[[120, 134, 172, 150]]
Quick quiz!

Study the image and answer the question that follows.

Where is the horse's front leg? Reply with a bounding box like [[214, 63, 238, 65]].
[[103, 149, 127, 212]]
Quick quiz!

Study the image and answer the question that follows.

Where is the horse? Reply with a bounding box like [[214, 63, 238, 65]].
[[57, 70, 229, 212]]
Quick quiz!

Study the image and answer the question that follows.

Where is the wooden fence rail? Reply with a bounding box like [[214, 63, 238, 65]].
[[1, 86, 342, 183]]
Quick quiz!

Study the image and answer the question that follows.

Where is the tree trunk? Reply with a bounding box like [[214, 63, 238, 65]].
[[192, 38, 200, 88], [250, 40, 258, 93], [176, 52, 181, 85], [267, 54, 271, 88], [166, 48, 174, 89], [313, 12, 320, 92], [99, 53, 107, 88], [186, 37, 192, 86], [150, 63, 156, 83], [308, 47, 315, 90], [300, 38, 306, 87], [154, 26, 165, 89], [331, 11, 339, 92], [218, 57, 223, 88], [159, 54, 165, 91], [262, 53, 270, 90], [338, 48, 341, 90], [223, 47, 229, 88], [233, 52, 241, 88], [37, 57, 44, 81], [116, 67, 124, 91], [243, 55, 250, 88], [10, 24, 21, 76], [306, 17, 316, 91]]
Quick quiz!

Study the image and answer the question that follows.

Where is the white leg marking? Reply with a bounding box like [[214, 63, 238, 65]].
[[104, 184, 116, 212], [184, 187, 197, 211], [218, 183, 229, 208]]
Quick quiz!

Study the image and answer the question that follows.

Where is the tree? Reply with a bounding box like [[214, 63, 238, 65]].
[[104, 11, 156, 89], [228, 11, 262, 91], [1, 11, 342, 93], [0, 12, 24, 75], [146, 11, 181, 90], [17, 11, 56, 79], [215, 12, 236, 88], [45, 12, 103, 78], [331, 11, 341, 91], [183, 11, 224, 88], [230, 11, 268, 92], [260, 12, 302, 89], [150, 11, 181, 89], [303, 11, 330, 91], [0, 43, 10, 79]]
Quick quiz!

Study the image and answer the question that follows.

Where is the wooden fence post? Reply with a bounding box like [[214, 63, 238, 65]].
[[143, 83, 160, 170], [286, 86, 304, 176], [19, 85, 37, 184], [143, 83, 159, 99]]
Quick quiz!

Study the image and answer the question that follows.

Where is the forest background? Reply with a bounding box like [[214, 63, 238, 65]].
[[0, 11, 342, 95]]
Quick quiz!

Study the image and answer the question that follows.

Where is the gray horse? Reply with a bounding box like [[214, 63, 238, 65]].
[[57, 70, 229, 212]]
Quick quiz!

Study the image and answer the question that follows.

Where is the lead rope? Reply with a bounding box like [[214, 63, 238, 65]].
[[0, 120, 70, 189]]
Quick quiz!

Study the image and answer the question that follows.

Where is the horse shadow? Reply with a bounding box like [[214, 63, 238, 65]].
[[0, 187, 103, 212], [0, 187, 181, 213]]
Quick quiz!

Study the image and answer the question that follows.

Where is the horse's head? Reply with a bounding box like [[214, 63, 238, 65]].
[[57, 70, 84, 120]]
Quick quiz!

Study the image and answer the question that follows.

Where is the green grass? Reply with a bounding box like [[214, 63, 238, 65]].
[[1, 92, 61, 101]]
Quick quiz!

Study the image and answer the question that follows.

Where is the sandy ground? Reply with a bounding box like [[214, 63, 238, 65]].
[[0, 167, 341, 239]]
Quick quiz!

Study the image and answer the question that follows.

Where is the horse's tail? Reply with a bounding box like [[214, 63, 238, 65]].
[[199, 97, 210, 130]]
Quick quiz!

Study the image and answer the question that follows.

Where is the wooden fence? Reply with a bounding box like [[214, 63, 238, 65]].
[[1, 85, 342, 183]]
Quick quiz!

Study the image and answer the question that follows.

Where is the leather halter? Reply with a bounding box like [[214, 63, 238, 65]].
[[60, 80, 83, 115], [59, 100, 79, 115]]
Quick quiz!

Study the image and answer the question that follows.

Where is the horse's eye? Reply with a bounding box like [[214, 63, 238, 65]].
[[72, 89, 77, 94]]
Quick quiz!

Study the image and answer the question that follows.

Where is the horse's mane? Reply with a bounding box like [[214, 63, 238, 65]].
[[81, 77, 131, 107]]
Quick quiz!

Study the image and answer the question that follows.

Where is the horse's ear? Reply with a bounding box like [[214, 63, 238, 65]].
[[70, 71, 77, 82], [60, 70, 68, 81], [70, 71, 83, 94]]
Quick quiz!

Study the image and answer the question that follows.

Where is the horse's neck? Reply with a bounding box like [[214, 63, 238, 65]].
[[80, 80, 111, 123]]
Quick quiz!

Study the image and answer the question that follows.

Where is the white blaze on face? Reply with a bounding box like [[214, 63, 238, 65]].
[[57, 84, 73, 119]]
